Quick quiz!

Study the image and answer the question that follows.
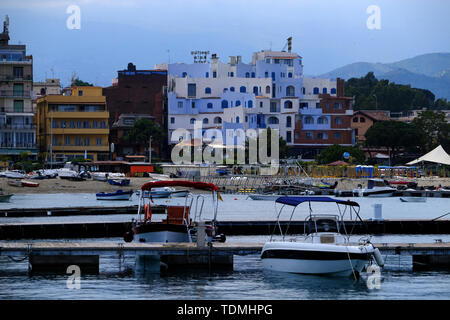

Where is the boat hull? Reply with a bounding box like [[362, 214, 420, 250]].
[[133, 223, 190, 243], [0, 194, 13, 202], [261, 242, 373, 276]]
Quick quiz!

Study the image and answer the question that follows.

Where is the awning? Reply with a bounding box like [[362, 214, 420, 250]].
[[407, 145, 450, 166], [275, 196, 360, 207]]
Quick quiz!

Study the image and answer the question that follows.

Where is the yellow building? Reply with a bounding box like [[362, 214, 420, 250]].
[[36, 86, 110, 162]]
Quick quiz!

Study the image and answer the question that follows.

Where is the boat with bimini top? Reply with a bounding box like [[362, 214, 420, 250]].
[[261, 196, 384, 277], [123, 180, 225, 244]]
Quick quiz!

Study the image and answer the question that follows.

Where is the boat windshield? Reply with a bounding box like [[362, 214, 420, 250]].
[[305, 215, 340, 235]]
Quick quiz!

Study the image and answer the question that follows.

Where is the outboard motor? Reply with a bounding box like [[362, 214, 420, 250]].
[[124, 230, 134, 243]]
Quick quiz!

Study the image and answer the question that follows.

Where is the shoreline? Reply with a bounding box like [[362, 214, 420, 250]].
[[1, 176, 450, 194]]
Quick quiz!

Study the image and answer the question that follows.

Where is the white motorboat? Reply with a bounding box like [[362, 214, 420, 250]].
[[124, 180, 226, 244], [400, 197, 427, 202], [261, 196, 384, 277], [96, 189, 134, 200], [249, 191, 315, 201], [353, 178, 396, 197], [2, 170, 27, 179], [57, 168, 79, 179]]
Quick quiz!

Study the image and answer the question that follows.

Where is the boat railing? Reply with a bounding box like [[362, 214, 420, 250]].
[[192, 195, 205, 223]]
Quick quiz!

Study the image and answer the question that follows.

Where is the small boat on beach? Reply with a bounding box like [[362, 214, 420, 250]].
[[96, 189, 134, 201], [2, 170, 27, 179], [400, 197, 427, 203], [20, 180, 39, 187], [0, 189, 13, 202], [249, 191, 315, 201], [261, 196, 384, 277], [107, 178, 130, 186], [7, 180, 23, 187]]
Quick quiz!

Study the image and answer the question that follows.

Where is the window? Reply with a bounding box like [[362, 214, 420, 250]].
[[248, 100, 253, 108], [301, 87, 306, 95], [334, 117, 342, 125], [78, 90, 83, 96], [65, 136, 71, 146], [286, 131, 292, 143], [318, 116, 328, 124], [323, 88, 327, 94], [313, 87, 319, 94], [334, 133, 341, 139], [360, 117, 366, 123], [284, 101, 293, 109], [214, 117, 222, 124], [317, 132, 328, 140], [245, 116, 248, 123], [331, 88, 337, 94], [213, 71, 217, 78], [265, 86, 270, 94], [13, 100, 24, 112], [240, 86, 246, 93], [83, 121, 90, 128], [236, 116, 240, 123], [58, 105, 76, 112], [170, 117, 175, 124], [203, 118, 209, 124], [205, 87, 211, 94], [182, 72, 187, 78], [96, 138, 102, 146], [205, 72, 209, 78], [207, 103, 213, 109], [253, 86, 258, 95], [251, 72, 255, 78], [178, 101, 183, 108], [100, 121, 106, 128], [286, 116, 292, 128], [188, 83, 196, 97], [190, 118, 196, 124], [221, 100, 228, 108], [236, 100, 241, 106], [270, 102, 278, 112], [304, 116, 314, 124], [60, 121, 67, 128], [69, 121, 75, 128], [260, 101, 263, 108], [306, 132, 313, 140], [13, 66, 23, 78], [191, 101, 196, 108], [76, 121, 82, 128], [286, 86, 295, 97], [353, 117, 358, 123], [84, 138, 90, 146], [334, 102, 342, 109], [268, 116, 279, 124], [271, 72, 275, 81], [52, 120, 58, 129], [75, 137, 82, 146], [229, 72, 234, 77], [288, 72, 293, 78], [245, 72, 250, 78], [230, 87, 235, 92]]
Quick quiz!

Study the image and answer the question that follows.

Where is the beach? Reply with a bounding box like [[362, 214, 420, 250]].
[[1, 176, 450, 194]]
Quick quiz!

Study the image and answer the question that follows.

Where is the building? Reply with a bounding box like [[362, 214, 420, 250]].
[[351, 110, 390, 143], [292, 79, 355, 158], [103, 63, 167, 160], [33, 78, 61, 97], [0, 16, 37, 160], [166, 47, 348, 159], [36, 86, 110, 162]]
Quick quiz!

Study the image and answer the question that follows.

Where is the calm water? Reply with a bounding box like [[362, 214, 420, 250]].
[[0, 193, 449, 300]]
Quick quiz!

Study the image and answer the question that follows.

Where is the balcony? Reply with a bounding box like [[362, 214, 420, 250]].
[[0, 90, 31, 98], [0, 124, 36, 130], [0, 143, 37, 149], [0, 74, 32, 81]]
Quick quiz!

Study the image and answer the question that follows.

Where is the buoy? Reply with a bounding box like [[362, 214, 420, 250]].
[[234, 198, 238, 200], [123, 231, 134, 243], [373, 248, 384, 267]]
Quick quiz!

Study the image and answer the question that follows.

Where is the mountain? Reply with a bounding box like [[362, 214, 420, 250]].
[[318, 53, 450, 100]]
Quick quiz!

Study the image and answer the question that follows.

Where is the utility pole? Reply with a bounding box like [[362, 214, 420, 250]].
[[373, 94, 378, 110], [148, 136, 152, 164]]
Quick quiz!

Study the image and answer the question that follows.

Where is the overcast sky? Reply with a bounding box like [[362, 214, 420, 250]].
[[2, 0, 450, 87]]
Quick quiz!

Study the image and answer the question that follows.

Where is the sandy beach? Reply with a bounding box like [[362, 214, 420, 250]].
[[1, 176, 450, 194]]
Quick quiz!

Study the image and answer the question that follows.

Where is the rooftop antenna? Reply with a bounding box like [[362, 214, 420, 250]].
[[167, 49, 170, 64]]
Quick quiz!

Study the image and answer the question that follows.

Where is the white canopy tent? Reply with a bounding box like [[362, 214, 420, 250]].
[[407, 145, 450, 166]]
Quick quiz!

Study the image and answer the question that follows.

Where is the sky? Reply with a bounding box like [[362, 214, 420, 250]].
[[1, 0, 450, 87]]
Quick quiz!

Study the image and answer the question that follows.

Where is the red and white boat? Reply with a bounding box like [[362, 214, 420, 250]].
[[123, 180, 225, 244], [20, 179, 39, 187]]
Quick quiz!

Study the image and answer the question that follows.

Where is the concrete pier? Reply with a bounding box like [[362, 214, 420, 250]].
[[0, 242, 449, 272]]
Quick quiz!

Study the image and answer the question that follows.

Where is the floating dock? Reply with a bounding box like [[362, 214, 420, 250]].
[[0, 242, 449, 272], [1, 219, 449, 240]]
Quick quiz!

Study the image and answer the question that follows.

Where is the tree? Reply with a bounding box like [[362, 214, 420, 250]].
[[316, 144, 365, 165], [411, 110, 450, 152], [364, 120, 424, 164], [124, 118, 164, 156]]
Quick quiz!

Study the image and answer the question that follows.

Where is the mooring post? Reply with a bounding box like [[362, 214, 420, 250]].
[[197, 221, 206, 248]]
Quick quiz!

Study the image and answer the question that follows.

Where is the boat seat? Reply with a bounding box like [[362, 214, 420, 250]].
[[162, 206, 191, 225]]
